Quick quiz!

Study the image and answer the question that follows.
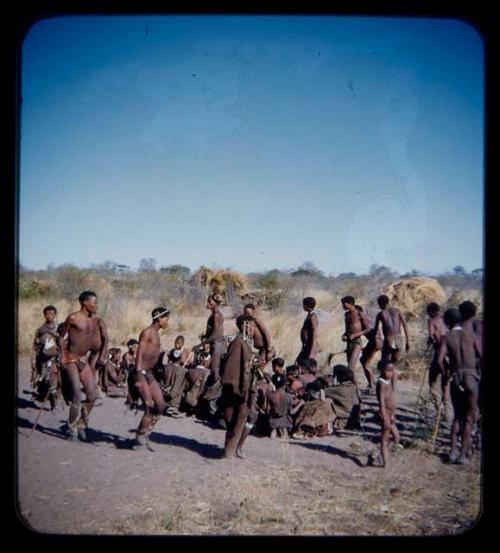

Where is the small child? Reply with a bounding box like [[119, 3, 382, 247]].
[[271, 357, 286, 377], [376, 360, 401, 467]]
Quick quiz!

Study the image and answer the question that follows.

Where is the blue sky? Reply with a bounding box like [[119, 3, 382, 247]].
[[20, 15, 484, 275]]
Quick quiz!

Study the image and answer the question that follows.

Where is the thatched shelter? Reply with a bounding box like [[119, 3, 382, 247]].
[[382, 277, 446, 318]]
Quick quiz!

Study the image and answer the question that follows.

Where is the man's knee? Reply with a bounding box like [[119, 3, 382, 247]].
[[85, 389, 98, 403]]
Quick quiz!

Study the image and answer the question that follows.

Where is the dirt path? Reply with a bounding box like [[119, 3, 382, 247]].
[[16, 357, 481, 536]]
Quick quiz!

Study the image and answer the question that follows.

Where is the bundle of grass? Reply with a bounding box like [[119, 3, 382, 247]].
[[382, 277, 446, 320]]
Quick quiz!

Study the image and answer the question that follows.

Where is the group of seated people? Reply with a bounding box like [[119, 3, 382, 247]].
[[97, 336, 363, 441]]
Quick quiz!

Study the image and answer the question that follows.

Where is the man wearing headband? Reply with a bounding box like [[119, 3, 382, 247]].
[[57, 291, 108, 441], [193, 294, 226, 384], [131, 307, 171, 450]]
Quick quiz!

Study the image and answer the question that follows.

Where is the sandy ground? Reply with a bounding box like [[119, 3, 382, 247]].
[[16, 356, 482, 536]]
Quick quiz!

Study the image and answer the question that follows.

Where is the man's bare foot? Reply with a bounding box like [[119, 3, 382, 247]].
[[235, 448, 245, 459], [448, 448, 460, 464], [77, 428, 88, 442]]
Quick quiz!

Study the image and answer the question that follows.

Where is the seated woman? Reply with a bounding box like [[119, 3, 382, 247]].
[[161, 338, 194, 414], [103, 348, 128, 398], [324, 365, 362, 430], [266, 374, 294, 438], [292, 380, 337, 438], [183, 351, 212, 415]]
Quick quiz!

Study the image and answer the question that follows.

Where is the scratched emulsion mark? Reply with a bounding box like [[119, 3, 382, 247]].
[[137, 40, 248, 157], [138, 35, 333, 156], [78, 34, 333, 158], [345, 60, 429, 273]]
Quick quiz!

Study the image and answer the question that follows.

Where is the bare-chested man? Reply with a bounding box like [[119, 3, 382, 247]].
[[356, 304, 381, 393], [31, 305, 60, 410], [373, 295, 410, 364], [132, 307, 171, 450], [296, 297, 319, 363], [193, 294, 225, 384], [243, 303, 274, 369], [341, 297, 371, 382], [219, 314, 256, 459], [459, 301, 483, 423], [426, 303, 452, 421], [437, 308, 482, 464], [57, 291, 108, 441]]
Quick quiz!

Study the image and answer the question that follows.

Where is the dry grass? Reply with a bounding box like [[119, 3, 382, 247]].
[[86, 450, 481, 536], [17, 295, 424, 377]]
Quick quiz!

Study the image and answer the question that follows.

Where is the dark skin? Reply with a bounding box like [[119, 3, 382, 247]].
[[437, 323, 481, 460], [193, 297, 224, 351], [228, 320, 256, 459], [427, 309, 451, 413], [171, 337, 194, 366], [107, 350, 126, 386], [57, 296, 108, 397], [31, 309, 58, 373], [134, 315, 169, 405], [374, 301, 410, 363], [300, 303, 319, 360], [342, 301, 370, 374], [460, 317, 483, 358], [359, 311, 381, 392], [244, 306, 273, 367], [377, 363, 400, 468], [122, 343, 138, 371]]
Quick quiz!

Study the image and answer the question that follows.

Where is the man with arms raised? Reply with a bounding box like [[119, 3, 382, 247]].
[[57, 291, 108, 441]]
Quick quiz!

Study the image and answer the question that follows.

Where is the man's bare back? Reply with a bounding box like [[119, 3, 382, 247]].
[[377, 307, 402, 338]]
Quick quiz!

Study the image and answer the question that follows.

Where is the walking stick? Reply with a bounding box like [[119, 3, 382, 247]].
[[30, 388, 50, 435], [327, 350, 348, 366], [414, 343, 432, 411], [430, 400, 442, 454], [408, 344, 433, 447]]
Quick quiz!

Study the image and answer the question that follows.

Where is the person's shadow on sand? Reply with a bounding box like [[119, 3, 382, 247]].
[[148, 433, 222, 459], [17, 396, 40, 410], [289, 440, 367, 467], [16, 413, 134, 448]]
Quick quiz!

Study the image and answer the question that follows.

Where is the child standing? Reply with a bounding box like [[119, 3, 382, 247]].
[[376, 360, 401, 467]]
